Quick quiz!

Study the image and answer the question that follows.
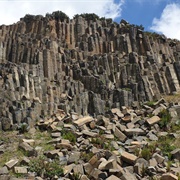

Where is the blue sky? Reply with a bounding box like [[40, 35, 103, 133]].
[[117, 0, 180, 36], [0, 0, 180, 40], [118, 0, 168, 30]]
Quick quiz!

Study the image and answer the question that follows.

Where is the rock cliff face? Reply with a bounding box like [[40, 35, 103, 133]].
[[0, 12, 180, 129]]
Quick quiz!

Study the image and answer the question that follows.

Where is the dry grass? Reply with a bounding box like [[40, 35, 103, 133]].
[[162, 92, 180, 103]]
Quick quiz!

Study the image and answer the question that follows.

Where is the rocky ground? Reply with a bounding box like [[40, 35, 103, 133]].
[[0, 98, 180, 180]]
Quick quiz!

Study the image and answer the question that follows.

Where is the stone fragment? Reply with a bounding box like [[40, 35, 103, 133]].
[[122, 114, 131, 122], [56, 142, 73, 150], [121, 168, 137, 180], [88, 154, 99, 166], [147, 166, 157, 175], [19, 142, 36, 156], [161, 173, 178, 180], [35, 177, 44, 180], [153, 153, 165, 164], [146, 116, 161, 125], [73, 116, 93, 126], [68, 151, 80, 164], [90, 168, 107, 179], [83, 163, 93, 175], [82, 130, 97, 137], [14, 166, 27, 174], [149, 158, 158, 167], [0, 167, 8, 175], [5, 159, 19, 169], [51, 132, 61, 138], [73, 164, 84, 175], [111, 108, 124, 118], [63, 163, 76, 175], [22, 139, 35, 146], [114, 127, 127, 142], [103, 134, 114, 139], [106, 175, 120, 180], [121, 151, 137, 165], [171, 148, 180, 160], [124, 128, 144, 136], [0, 175, 10, 180], [147, 131, 158, 141], [20, 157, 30, 165], [98, 159, 117, 170], [80, 175, 89, 180], [44, 149, 63, 159]]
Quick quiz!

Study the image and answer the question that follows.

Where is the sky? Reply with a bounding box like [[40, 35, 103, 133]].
[[0, 0, 180, 40]]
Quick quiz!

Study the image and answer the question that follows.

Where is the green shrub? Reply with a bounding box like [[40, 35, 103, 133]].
[[81, 151, 94, 162], [158, 136, 176, 158], [141, 148, 151, 160], [159, 109, 171, 129], [19, 123, 29, 134], [61, 129, 76, 144], [141, 142, 156, 160], [29, 156, 46, 176], [146, 101, 155, 107], [29, 156, 63, 178], [45, 160, 64, 179], [166, 161, 172, 172]]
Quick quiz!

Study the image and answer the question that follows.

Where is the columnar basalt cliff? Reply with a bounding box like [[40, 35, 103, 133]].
[[0, 12, 180, 129]]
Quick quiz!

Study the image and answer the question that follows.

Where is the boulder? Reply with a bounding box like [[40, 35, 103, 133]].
[[147, 116, 161, 125], [121, 151, 137, 165]]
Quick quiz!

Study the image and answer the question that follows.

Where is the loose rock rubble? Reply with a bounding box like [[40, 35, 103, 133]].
[[0, 100, 179, 179]]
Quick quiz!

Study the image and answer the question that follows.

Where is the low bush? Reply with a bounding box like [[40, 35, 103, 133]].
[[29, 156, 63, 178]]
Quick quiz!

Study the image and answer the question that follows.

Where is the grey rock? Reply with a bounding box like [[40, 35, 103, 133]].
[[0, 167, 9, 175], [5, 159, 19, 169], [124, 128, 145, 136], [153, 153, 165, 164], [121, 168, 137, 180], [114, 127, 127, 142], [14, 166, 27, 174], [106, 175, 120, 180], [171, 148, 180, 160], [68, 151, 80, 164], [19, 142, 37, 157], [160, 173, 178, 180], [121, 151, 137, 165]]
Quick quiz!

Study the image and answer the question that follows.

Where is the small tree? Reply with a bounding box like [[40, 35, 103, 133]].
[[77, 13, 100, 21], [52, 11, 69, 22]]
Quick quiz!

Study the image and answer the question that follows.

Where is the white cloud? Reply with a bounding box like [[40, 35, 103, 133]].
[[150, 3, 180, 40], [133, 0, 168, 5], [0, 0, 124, 25]]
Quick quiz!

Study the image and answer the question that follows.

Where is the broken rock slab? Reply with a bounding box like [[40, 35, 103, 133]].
[[146, 116, 161, 125], [5, 159, 19, 169], [0, 166, 9, 175], [22, 139, 35, 146], [160, 173, 178, 180], [19, 142, 37, 156], [170, 148, 180, 161], [106, 175, 121, 180], [73, 116, 93, 126], [124, 128, 145, 136], [121, 151, 138, 165], [14, 166, 27, 174], [114, 127, 127, 142]]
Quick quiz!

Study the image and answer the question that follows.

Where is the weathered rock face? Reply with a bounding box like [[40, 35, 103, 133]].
[[0, 12, 180, 128]]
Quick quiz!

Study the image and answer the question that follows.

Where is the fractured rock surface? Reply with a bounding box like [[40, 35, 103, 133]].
[[0, 13, 180, 128]]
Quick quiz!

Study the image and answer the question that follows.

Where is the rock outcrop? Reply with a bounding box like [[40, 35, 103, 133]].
[[0, 12, 180, 129]]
